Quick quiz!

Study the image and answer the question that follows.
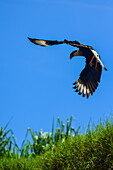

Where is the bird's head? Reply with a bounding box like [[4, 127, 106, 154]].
[[70, 49, 83, 59]]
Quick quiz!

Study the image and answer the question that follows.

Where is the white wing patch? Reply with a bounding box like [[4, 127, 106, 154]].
[[91, 49, 105, 69], [35, 40, 50, 47], [83, 86, 86, 96], [73, 81, 91, 98], [79, 84, 83, 94]]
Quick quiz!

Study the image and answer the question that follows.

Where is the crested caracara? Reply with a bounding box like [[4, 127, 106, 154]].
[[28, 37, 107, 98]]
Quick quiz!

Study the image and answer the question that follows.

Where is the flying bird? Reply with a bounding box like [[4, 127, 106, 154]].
[[28, 37, 107, 98]]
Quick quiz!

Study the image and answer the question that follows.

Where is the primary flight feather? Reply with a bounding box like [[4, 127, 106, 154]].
[[28, 37, 107, 98]]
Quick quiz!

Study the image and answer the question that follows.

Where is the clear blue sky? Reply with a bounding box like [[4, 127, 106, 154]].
[[1, 0, 113, 146]]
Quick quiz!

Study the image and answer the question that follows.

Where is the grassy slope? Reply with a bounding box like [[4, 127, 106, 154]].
[[0, 117, 113, 170]]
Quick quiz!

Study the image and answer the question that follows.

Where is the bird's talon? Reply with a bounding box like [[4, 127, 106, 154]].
[[28, 37, 106, 98], [89, 55, 95, 67], [95, 65, 97, 69], [89, 62, 93, 67]]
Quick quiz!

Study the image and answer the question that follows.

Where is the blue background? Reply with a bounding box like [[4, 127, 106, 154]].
[[0, 0, 113, 146]]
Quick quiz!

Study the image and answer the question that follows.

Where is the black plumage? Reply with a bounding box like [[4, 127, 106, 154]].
[[28, 37, 107, 98]]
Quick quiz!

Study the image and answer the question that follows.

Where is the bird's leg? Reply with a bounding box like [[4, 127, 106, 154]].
[[95, 59, 98, 70], [89, 55, 95, 67]]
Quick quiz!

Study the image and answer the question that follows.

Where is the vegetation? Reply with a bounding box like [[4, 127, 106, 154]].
[[0, 116, 113, 170]]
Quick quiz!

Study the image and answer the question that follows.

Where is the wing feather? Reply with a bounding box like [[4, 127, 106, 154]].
[[73, 57, 102, 98], [28, 37, 93, 49], [28, 37, 64, 47], [28, 37, 105, 98]]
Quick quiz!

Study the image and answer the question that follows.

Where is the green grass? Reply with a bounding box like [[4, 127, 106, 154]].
[[0, 116, 113, 169]]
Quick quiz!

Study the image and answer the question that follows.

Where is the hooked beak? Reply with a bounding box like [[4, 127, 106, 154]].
[[70, 54, 74, 59], [70, 50, 83, 60], [70, 50, 77, 59]]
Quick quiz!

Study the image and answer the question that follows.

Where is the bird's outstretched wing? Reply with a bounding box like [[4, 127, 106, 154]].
[[73, 57, 102, 98], [28, 37, 93, 49], [28, 37, 107, 70], [28, 37, 64, 47], [28, 37, 106, 98]]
